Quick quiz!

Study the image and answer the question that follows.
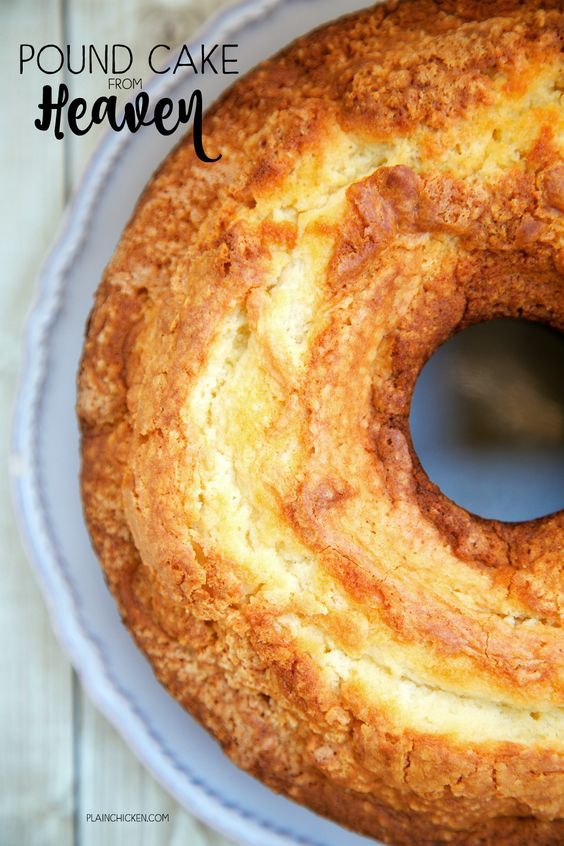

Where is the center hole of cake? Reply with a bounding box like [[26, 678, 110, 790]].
[[409, 319, 564, 522]]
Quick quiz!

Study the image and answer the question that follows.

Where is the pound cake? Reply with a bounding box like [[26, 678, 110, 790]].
[[78, 1, 564, 843]]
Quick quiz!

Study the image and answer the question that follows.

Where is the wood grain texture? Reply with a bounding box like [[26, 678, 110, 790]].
[[0, 2, 74, 844], [1, 0, 236, 844]]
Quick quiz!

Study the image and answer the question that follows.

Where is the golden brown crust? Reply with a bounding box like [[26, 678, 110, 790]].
[[78, 1, 564, 843]]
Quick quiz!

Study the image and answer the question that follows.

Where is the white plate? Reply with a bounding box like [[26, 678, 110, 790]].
[[11, 1, 382, 845]]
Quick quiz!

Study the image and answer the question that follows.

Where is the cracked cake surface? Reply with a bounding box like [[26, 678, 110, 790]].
[[78, 1, 564, 843]]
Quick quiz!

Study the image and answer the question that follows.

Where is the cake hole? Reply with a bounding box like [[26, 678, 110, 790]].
[[409, 319, 564, 522]]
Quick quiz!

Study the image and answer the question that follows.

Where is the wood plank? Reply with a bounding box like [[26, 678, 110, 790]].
[[79, 703, 234, 846], [64, 1, 235, 843], [0, 1, 74, 844]]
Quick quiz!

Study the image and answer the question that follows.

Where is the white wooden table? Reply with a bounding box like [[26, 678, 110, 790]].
[[1, 1, 238, 843]]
